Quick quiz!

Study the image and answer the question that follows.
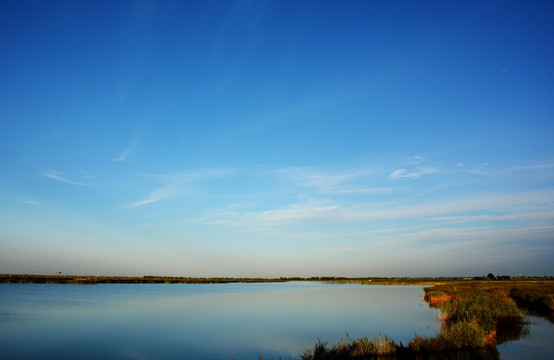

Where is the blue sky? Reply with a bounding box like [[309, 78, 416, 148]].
[[1, 0, 553, 277]]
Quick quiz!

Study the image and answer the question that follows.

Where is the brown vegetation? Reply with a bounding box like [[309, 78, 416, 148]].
[[301, 280, 554, 359]]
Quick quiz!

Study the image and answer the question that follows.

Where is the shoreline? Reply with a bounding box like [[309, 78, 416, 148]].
[[1, 273, 551, 285]]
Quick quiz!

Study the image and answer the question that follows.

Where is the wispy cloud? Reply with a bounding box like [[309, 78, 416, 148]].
[[25, 200, 45, 207], [390, 167, 438, 180], [275, 167, 390, 195], [81, 171, 94, 179], [113, 136, 138, 162], [508, 162, 554, 172], [463, 161, 554, 177], [0, 195, 17, 200], [43, 172, 88, 186], [317, 227, 487, 253], [388, 225, 554, 251], [407, 155, 425, 164], [391, 155, 440, 178], [390, 169, 419, 180], [433, 211, 554, 224], [209, 198, 339, 228], [317, 224, 554, 261], [338, 190, 554, 222], [1, 195, 46, 207], [126, 184, 179, 208], [204, 189, 554, 234], [125, 168, 233, 208], [469, 163, 506, 175]]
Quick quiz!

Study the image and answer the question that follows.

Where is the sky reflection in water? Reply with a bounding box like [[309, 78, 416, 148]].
[[498, 316, 554, 360], [2, 283, 440, 359]]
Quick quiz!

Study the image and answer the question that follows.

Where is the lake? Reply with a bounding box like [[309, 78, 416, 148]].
[[0, 282, 551, 359], [497, 316, 554, 360]]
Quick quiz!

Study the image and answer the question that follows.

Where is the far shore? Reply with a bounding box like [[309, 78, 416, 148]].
[[1, 273, 551, 285]]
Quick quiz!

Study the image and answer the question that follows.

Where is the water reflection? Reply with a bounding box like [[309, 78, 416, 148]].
[[498, 316, 554, 360], [0, 283, 439, 360], [496, 319, 530, 345]]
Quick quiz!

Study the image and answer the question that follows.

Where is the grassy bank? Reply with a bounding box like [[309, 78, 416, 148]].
[[508, 283, 554, 320], [301, 281, 554, 360]]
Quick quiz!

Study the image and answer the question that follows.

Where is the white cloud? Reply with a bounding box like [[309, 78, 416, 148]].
[[420, 167, 439, 175], [276, 167, 389, 195], [204, 190, 554, 235], [113, 146, 134, 162], [208, 199, 340, 228], [509, 162, 554, 171], [43, 172, 88, 186], [464, 161, 554, 177], [0, 196, 45, 206], [81, 171, 94, 179], [126, 184, 179, 208], [392, 225, 554, 250], [341, 190, 554, 222], [113, 136, 138, 162], [390, 167, 438, 180], [470, 162, 504, 175], [408, 155, 425, 164], [390, 169, 420, 180], [432, 211, 554, 223], [25, 200, 45, 207], [125, 168, 233, 208]]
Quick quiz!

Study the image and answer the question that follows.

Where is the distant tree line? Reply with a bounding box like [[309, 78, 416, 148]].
[[2, 273, 553, 284], [472, 273, 512, 280]]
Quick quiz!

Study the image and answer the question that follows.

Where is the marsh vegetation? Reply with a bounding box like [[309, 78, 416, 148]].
[[301, 281, 554, 359]]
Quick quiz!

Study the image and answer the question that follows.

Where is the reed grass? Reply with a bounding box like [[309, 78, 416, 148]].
[[300, 334, 399, 360], [301, 281, 553, 359]]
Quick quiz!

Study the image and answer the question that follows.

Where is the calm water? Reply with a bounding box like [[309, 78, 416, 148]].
[[0, 282, 438, 359], [497, 316, 554, 360], [0, 283, 551, 359]]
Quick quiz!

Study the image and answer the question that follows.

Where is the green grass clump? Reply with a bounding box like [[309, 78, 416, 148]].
[[430, 285, 522, 335], [301, 328, 500, 360], [509, 284, 554, 319], [300, 334, 398, 360], [410, 318, 487, 351]]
